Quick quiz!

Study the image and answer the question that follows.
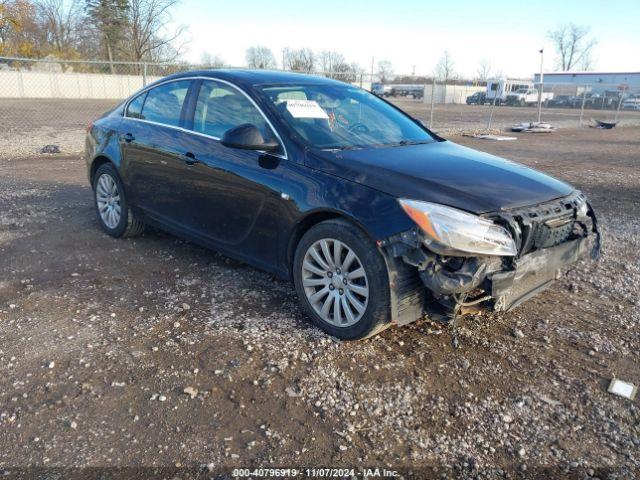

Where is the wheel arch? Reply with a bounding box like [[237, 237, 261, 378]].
[[89, 155, 115, 186], [285, 209, 376, 281]]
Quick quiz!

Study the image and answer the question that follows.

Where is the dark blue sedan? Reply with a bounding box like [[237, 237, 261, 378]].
[[85, 70, 600, 339]]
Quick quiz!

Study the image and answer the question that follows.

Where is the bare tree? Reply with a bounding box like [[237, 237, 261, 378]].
[[316, 50, 344, 73], [376, 60, 392, 82], [200, 52, 225, 68], [126, 0, 188, 63], [316, 50, 357, 80], [245, 46, 276, 69], [35, 0, 85, 56], [435, 51, 455, 80], [476, 58, 491, 81], [347, 61, 363, 82], [579, 50, 595, 71], [547, 23, 596, 71], [283, 47, 314, 72]]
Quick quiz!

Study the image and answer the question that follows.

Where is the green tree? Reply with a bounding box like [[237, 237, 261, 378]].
[[85, 0, 128, 69]]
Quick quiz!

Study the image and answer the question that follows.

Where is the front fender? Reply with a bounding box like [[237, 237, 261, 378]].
[[278, 160, 415, 276]]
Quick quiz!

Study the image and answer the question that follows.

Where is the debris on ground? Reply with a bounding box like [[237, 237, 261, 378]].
[[590, 119, 618, 129], [463, 134, 517, 141], [285, 387, 301, 398], [40, 144, 61, 154], [183, 387, 199, 399], [511, 122, 556, 133], [607, 379, 637, 400]]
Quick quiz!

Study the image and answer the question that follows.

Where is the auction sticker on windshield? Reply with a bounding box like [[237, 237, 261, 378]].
[[286, 100, 329, 119]]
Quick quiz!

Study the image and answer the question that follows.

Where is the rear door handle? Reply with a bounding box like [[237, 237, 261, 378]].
[[122, 132, 134, 143], [184, 151, 199, 166]]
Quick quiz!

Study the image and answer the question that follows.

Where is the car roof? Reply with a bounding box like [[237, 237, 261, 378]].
[[157, 69, 349, 89]]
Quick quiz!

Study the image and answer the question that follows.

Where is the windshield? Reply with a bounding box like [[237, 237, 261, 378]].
[[259, 84, 435, 149]]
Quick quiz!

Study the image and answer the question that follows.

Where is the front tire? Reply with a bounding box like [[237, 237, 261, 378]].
[[293, 219, 391, 340], [93, 163, 145, 238]]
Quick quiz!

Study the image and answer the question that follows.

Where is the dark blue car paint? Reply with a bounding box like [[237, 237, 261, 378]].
[[307, 141, 573, 214], [85, 70, 575, 280]]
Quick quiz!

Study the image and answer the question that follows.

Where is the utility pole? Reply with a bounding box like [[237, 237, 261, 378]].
[[370, 56, 375, 82], [429, 77, 435, 129], [614, 85, 626, 122], [282, 48, 286, 71], [537, 48, 544, 123]]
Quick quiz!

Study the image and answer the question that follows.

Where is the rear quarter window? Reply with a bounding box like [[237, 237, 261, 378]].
[[126, 93, 147, 119]]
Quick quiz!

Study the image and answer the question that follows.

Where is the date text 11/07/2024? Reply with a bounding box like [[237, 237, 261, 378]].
[[232, 468, 400, 477]]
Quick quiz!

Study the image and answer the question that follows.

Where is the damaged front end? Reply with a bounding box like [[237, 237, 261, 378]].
[[380, 191, 601, 326]]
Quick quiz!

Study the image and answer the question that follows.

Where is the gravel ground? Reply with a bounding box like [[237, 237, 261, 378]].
[[0, 125, 638, 479], [0, 99, 117, 158]]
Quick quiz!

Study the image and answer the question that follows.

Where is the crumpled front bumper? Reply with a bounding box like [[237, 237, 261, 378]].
[[380, 195, 601, 326], [490, 236, 589, 312]]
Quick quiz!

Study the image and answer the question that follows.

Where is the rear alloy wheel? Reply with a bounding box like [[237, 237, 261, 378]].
[[93, 163, 145, 238], [293, 219, 391, 340], [95, 173, 122, 229]]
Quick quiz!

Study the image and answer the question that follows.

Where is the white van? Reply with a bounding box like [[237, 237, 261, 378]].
[[486, 79, 533, 105]]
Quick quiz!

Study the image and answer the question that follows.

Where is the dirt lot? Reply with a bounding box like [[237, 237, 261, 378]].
[[0, 126, 639, 478]]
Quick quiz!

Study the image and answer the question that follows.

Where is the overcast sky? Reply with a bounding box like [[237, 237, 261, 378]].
[[170, 0, 640, 78]]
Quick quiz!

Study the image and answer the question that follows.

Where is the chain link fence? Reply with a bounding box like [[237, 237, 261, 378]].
[[1, 56, 639, 156]]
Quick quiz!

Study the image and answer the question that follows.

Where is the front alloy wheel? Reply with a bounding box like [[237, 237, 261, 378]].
[[301, 239, 369, 327], [293, 219, 391, 340]]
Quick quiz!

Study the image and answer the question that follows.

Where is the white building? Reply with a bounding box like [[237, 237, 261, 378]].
[[533, 71, 640, 95]]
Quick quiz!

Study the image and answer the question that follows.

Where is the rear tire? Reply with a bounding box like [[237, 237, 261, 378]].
[[293, 219, 391, 340], [93, 163, 145, 238]]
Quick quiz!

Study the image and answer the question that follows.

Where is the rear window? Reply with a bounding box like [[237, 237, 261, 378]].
[[136, 80, 190, 127]]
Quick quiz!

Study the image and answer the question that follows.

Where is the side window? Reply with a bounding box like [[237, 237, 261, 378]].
[[126, 92, 147, 119], [193, 80, 273, 140], [140, 80, 191, 127]]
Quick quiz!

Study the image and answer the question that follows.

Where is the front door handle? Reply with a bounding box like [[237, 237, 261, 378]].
[[184, 151, 199, 166], [122, 132, 134, 143]]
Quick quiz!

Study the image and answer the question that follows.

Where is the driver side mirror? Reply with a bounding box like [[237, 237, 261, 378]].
[[220, 124, 279, 152]]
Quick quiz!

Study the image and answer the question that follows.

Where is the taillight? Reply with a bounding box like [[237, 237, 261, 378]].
[[86, 121, 94, 133]]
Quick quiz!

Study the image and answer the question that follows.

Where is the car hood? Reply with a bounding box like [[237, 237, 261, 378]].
[[306, 141, 574, 214]]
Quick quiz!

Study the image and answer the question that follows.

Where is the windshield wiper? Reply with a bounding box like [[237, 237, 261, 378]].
[[324, 145, 364, 151], [384, 140, 432, 147], [322, 140, 431, 151]]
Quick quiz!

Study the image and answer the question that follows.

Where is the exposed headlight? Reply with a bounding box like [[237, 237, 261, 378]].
[[398, 199, 517, 257], [576, 195, 590, 219]]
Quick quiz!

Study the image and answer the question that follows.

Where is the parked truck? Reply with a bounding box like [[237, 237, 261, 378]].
[[505, 88, 554, 106], [370, 82, 385, 96], [386, 84, 425, 99]]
